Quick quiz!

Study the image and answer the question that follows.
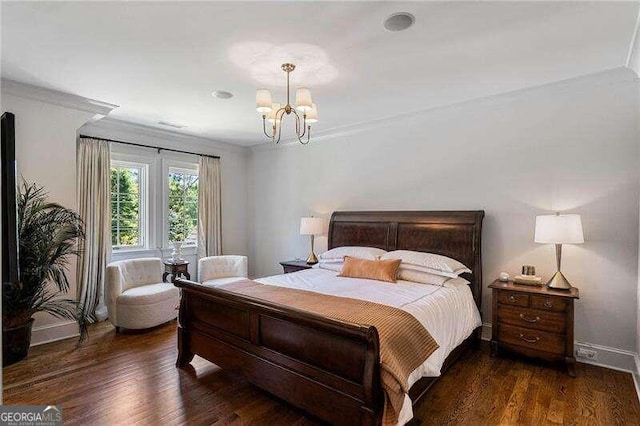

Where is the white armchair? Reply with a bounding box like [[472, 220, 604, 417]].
[[106, 258, 180, 332], [198, 255, 248, 287]]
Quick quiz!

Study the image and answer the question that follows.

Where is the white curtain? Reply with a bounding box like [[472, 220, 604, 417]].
[[197, 156, 222, 258], [76, 138, 111, 322]]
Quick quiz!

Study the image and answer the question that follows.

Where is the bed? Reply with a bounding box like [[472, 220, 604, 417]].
[[173, 210, 485, 425]]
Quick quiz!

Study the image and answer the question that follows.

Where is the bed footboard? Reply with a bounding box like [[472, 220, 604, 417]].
[[174, 278, 384, 425]]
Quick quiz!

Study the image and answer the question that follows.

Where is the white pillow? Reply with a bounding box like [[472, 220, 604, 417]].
[[398, 264, 461, 279], [397, 268, 451, 286], [381, 250, 471, 278], [318, 258, 344, 264], [320, 246, 387, 262], [443, 276, 471, 288], [318, 262, 344, 272]]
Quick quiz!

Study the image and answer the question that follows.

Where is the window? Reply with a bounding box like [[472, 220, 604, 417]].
[[108, 150, 200, 254], [167, 167, 199, 246], [110, 161, 147, 249]]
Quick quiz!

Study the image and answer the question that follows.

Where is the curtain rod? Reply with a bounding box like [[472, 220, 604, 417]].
[[79, 135, 220, 159]]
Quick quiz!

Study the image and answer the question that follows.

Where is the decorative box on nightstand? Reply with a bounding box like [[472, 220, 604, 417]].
[[489, 279, 580, 377], [279, 260, 314, 274]]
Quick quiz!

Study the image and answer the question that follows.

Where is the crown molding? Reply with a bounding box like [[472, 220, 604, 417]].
[[1, 78, 118, 117], [625, 7, 640, 77], [83, 117, 249, 155], [251, 66, 638, 152]]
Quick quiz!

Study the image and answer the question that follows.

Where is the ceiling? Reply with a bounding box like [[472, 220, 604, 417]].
[[2, 1, 639, 146]]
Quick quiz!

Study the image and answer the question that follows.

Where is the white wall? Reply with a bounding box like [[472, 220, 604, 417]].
[[248, 67, 640, 353], [1, 93, 97, 343], [3, 66, 639, 364], [0, 93, 250, 345], [637, 70, 640, 366], [80, 118, 250, 276]]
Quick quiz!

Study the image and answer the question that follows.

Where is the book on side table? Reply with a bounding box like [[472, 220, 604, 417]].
[[513, 275, 543, 286]]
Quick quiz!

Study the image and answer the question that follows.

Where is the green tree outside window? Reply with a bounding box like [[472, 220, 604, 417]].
[[168, 169, 198, 245], [110, 166, 141, 247]]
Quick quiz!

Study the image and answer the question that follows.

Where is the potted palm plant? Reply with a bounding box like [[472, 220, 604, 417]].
[[2, 181, 87, 366]]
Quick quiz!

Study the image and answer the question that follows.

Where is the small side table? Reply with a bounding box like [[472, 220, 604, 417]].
[[280, 260, 314, 274], [163, 259, 190, 282], [489, 279, 579, 377]]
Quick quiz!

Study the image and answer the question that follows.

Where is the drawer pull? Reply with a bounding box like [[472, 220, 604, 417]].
[[519, 314, 540, 323], [518, 333, 540, 343], [508, 295, 516, 302], [544, 301, 553, 308]]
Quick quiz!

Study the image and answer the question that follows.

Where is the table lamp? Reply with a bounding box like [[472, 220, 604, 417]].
[[300, 217, 326, 264], [534, 212, 584, 290]]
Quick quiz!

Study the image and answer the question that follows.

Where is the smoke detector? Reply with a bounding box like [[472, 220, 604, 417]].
[[383, 13, 415, 32], [212, 90, 234, 99]]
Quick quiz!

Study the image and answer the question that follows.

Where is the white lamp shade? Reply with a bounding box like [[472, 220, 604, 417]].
[[267, 103, 282, 124], [295, 87, 313, 112], [256, 89, 272, 113], [534, 214, 584, 244], [305, 103, 318, 123], [300, 217, 326, 235]]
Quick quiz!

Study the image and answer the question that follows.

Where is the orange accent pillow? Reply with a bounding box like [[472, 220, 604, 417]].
[[338, 256, 402, 283]]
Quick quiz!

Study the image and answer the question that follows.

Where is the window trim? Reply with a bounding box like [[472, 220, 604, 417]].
[[108, 148, 200, 257]]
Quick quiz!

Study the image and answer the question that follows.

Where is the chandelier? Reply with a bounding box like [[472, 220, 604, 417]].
[[255, 63, 318, 145]]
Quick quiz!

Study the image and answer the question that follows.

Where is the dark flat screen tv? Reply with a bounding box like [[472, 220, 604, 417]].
[[2, 111, 19, 284]]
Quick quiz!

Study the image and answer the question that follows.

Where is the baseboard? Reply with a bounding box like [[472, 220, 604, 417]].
[[575, 342, 640, 405], [634, 353, 640, 400], [573, 341, 638, 372], [30, 321, 79, 346], [481, 323, 639, 374], [481, 322, 492, 341]]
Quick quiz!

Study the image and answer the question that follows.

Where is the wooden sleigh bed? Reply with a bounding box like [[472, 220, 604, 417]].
[[173, 210, 484, 425]]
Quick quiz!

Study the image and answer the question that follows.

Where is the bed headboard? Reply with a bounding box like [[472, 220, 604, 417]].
[[328, 210, 485, 311]]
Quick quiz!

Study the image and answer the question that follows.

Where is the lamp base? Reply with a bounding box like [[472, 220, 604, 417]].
[[306, 251, 318, 265], [547, 271, 572, 291]]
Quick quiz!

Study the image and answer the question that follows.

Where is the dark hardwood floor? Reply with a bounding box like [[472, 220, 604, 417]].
[[4, 321, 639, 425]]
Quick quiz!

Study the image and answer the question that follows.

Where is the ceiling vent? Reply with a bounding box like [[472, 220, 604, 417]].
[[383, 13, 415, 32], [212, 90, 234, 99]]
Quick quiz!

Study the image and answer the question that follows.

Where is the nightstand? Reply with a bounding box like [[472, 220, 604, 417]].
[[489, 279, 579, 377], [279, 260, 314, 274]]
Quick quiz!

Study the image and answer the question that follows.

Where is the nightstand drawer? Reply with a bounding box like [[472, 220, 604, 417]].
[[531, 295, 568, 312], [498, 305, 566, 333], [499, 324, 565, 355], [283, 265, 309, 274], [498, 291, 529, 307]]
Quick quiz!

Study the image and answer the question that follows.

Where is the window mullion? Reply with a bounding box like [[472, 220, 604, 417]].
[[116, 169, 121, 246]]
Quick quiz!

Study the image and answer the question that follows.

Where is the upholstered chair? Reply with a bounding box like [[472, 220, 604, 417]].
[[198, 255, 248, 286], [105, 257, 180, 332]]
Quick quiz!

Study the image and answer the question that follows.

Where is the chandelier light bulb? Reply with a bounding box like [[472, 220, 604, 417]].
[[267, 103, 282, 124], [295, 87, 313, 112], [256, 89, 272, 113], [305, 103, 318, 123]]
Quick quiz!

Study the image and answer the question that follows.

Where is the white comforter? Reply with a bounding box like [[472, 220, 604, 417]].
[[252, 267, 482, 425]]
